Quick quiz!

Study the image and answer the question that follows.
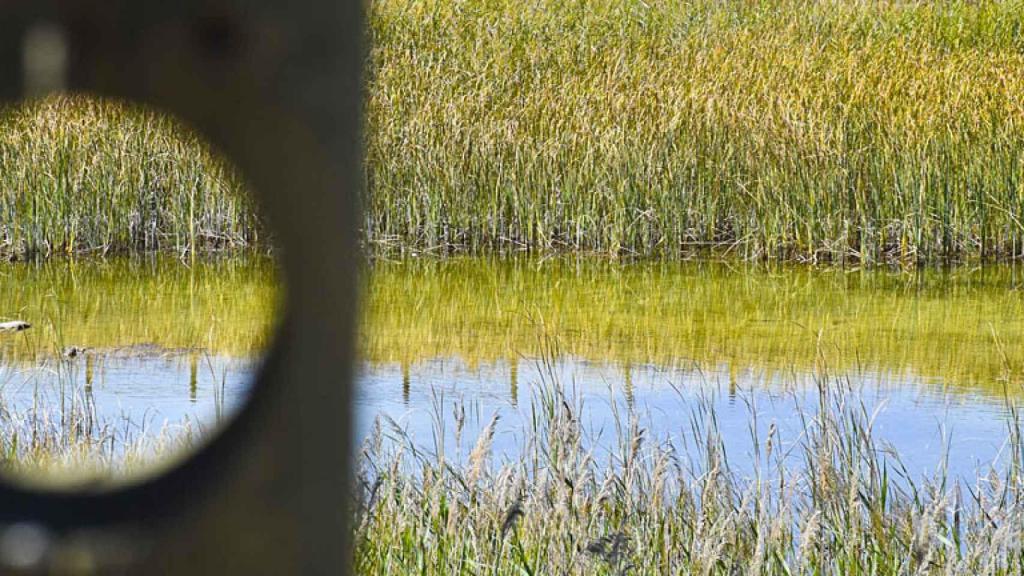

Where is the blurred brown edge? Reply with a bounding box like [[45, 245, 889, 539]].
[[0, 2, 362, 574]]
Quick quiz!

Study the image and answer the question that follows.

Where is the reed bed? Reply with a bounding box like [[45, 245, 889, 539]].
[[0, 375, 205, 484], [0, 340, 237, 483], [353, 352, 1024, 575], [0, 95, 263, 258], [366, 0, 1024, 264]]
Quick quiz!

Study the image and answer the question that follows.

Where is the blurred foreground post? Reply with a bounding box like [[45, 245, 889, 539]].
[[0, 1, 362, 574]]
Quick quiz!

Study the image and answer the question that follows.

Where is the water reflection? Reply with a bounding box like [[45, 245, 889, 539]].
[[0, 256, 276, 363], [2, 255, 1022, 483], [365, 258, 1024, 392], [358, 258, 1024, 482], [0, 255, 276, 479], [356, 356, 1014, 482]]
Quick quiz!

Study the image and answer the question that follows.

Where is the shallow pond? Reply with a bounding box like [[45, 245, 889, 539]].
[[361, 258, 1024, 481], [3, 256, 1024, 481], [0, 256, 276, 475]]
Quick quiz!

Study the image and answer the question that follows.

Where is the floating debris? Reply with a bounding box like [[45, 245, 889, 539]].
[[0, 321, 30, 332]]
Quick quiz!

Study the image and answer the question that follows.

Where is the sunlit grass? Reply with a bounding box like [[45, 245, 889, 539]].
[[353, 347, 1024, 575], [0, 358, 226, 484], [367, 0, 1024, 263], [0, 95, 264, 257]]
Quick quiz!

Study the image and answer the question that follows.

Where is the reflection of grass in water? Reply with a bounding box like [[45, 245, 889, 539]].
[[353, 347, 1024, 575], [0, 255, 274, 482], [364, 257, 1024, 394], [0, 255, 279, 361]]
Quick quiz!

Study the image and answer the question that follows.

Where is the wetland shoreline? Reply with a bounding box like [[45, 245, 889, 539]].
[[4, 0, 1024, 569]]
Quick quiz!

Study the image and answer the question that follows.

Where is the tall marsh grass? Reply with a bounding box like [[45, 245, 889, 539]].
[[0, 372, 205, 484], [366, 0, 1024, 264], [0, 95, 263, 258], [354, 356, 1024, 574]]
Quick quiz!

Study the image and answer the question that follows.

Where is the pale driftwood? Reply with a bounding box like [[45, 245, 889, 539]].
[[0, 320, 30, 332]]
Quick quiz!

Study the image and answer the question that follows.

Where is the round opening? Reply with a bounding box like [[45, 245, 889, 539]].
[[0, 94, 281, 488]]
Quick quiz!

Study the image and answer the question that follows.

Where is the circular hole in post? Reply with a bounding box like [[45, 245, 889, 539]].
[[0, 93, 281, 488]]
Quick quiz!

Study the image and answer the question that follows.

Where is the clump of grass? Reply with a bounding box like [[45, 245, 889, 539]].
[[0, 95, 264, 258], [352, 362, 1024, 574], [366, 0, 1024, 264], [0, 350, 234, 483], [0, 382, 202, 484]]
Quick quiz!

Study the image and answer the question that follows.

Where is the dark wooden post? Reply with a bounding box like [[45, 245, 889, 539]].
[[0, 2, 362, 574]]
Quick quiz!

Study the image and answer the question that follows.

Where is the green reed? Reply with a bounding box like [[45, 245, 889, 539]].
[[0, 95, 263, 258], [366, 0, 1024, 264]]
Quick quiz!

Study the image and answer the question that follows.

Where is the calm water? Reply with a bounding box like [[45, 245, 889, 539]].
[[0, 256, 276, 470], [359, 258, 1024, 480], [3, 256, 1024, 480]]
